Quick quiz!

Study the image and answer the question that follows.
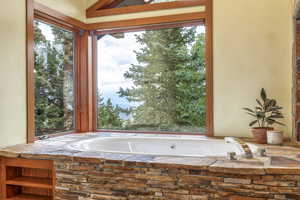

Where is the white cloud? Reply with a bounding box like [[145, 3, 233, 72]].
[[97, 25, 205, 108]]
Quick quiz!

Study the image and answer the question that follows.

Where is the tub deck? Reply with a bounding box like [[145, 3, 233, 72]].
[[2, 133, 300, 199]]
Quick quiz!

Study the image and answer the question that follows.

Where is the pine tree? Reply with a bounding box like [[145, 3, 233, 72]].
[[97, 93, 123, 129], [118, 27, 206, 132], [34, 21, 74, 136]]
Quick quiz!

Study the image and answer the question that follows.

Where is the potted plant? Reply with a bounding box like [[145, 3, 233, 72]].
[[243, 88, 284, 144]]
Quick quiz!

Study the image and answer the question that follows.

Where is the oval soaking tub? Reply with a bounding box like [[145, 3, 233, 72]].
[[68, 135, 258, 157]]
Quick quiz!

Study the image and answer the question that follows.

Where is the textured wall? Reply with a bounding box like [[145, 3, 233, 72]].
[[0, 0, 27, 147], [54, 158, 300, 199], [213, 0, 293, 137]]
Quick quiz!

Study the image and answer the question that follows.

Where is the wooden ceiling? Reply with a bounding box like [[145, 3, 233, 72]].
[[89, 0, 154, 11], [86, 0, 205, 18]]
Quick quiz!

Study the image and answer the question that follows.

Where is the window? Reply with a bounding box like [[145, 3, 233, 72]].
[[33, 20, 75, 137], [96, 23, 206, 134], [28, 0, 212, 141]]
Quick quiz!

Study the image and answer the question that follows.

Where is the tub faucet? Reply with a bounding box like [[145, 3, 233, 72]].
[[225, 137, 253, 159]]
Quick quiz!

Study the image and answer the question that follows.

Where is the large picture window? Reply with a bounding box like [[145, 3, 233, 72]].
[[27, 0, 212, 142], [33, 20, 75, 137], [96, 23, 206, 134]]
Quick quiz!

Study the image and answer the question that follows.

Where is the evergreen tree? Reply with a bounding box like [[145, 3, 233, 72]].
[[118, 27, 206, 132], [34, 21, 74, 136], [97, 93, 123, 129]]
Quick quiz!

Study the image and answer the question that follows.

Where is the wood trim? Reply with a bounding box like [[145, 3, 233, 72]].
[[88, 34, 94, 131], [205, 0, 214, 136], [34, 131, 75, 141], [86, 0, 115, 15], [27, 3, 88, 142], [95, 20, 203, 35], [104, 0, 125, 9], [87, 12, 206, 30], [34, 2, 87, 30], [76, 31, 91, 132], [0, 158, 4, 200], [91, 33, 98, 132], [26, 0, 35, 143], [87, 0, 206, 18], [4, 158, 52, 169]]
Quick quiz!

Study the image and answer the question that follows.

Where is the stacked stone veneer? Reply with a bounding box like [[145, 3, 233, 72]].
[[54, 157, 300, 200]]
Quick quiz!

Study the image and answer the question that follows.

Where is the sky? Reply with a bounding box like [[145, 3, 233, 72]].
[[97, 25, 205, 114]]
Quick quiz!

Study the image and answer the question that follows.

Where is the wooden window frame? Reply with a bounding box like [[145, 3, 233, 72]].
[[92, 1, 213, 136], [26, 0, 213, 143], [86, 0, 206, 18], [26, 0, 91, 142]]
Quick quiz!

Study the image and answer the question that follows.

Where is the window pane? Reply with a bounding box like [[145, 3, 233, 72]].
[[34, 20, 75, 137], [97, 24, 206, 133]]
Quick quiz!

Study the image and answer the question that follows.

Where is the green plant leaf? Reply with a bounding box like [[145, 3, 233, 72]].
[[246, 112, 257, 117], [264, 99, 271, 108], [274, 121, 285, 126], [249, 120, 258, 127], [261, 88, 267, 101], [256, 112, 265, 118], [266, 118, 275, 125], [270, 99, 277, 107], [255, 106, 262, 111], [256, 99, 263, 107], [273, 106, 283, 110], [269, 114, 284, 119], [243, 108, 255, 113]]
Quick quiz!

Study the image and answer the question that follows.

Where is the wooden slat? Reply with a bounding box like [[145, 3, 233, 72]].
[[6, 177, 52, 189], [4, 158, 53, 170], [86, 0, 115, 15], [204, 0, 214, 136], [5, 194, 52, 200], [26, 0, 35, 143], [87, 12, 206, 30], [0, 158, 4, 200], [87, 0, 207, 18]]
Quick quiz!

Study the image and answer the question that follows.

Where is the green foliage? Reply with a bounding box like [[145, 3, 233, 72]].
[[34, 21, 74, 136], [115, 27, 206, 132], [97, 93, 123, 129], [243, 88, 285, 128]]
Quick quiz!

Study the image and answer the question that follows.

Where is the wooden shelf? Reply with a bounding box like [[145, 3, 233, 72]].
[[1, 158, 54, 200], [6, 177, 52, 189], [5, 194, 52, 200]]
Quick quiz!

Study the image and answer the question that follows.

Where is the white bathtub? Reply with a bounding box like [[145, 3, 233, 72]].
[[68, 135, 258, 157]]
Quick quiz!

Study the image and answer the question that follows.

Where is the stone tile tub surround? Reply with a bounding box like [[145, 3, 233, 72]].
[[2, 133, 300, 199]]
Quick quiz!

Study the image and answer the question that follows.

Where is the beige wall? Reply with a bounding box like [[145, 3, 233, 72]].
[[86, 0, 97, 8], [214, 0, 293, 137], [35, 0, 86, 22], [0, 0, 27, 147]]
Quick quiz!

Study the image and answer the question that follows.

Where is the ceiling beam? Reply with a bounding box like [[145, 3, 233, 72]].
[[86, 0, 207, 18], [86, 0, 115, 15]]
